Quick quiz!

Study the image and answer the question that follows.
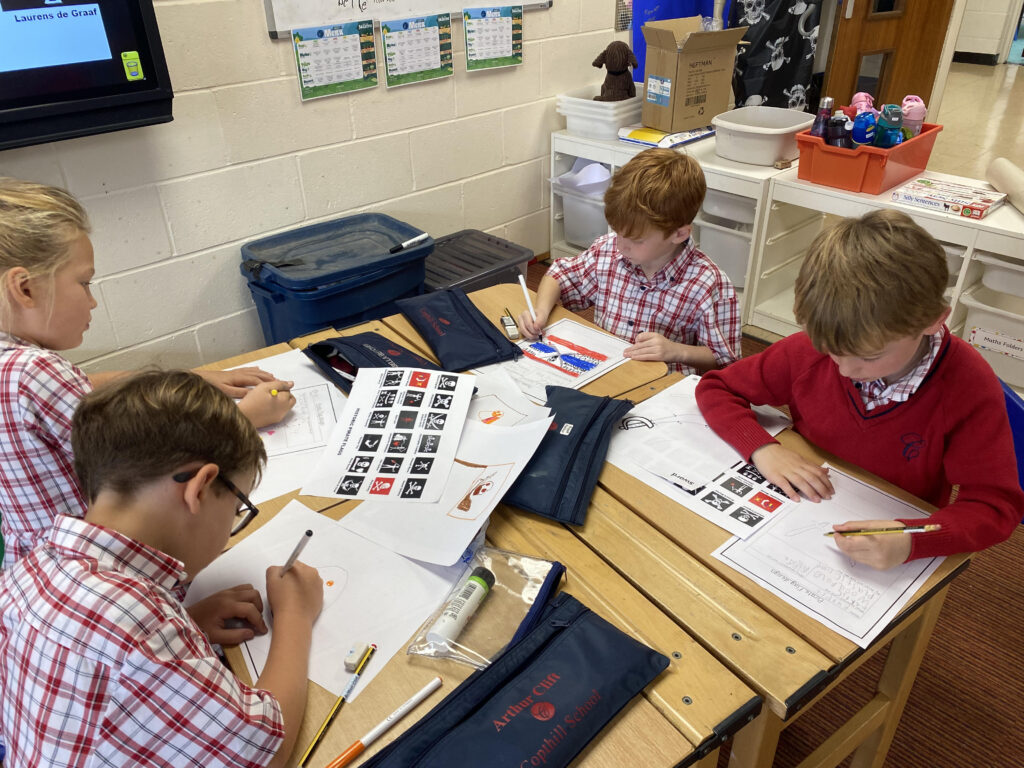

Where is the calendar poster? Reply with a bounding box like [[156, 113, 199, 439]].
[[381, 14, 453, 88], [292, 20, 378, 101], [463, 6, 522, 71]]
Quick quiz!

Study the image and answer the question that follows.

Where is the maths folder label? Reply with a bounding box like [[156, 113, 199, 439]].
[[969, 325, 1024, 362]]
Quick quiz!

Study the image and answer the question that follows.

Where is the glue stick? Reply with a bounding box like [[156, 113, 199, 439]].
[[426, 567, 495, 645]]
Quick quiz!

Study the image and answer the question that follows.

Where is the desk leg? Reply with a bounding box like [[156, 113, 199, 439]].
[[727, 707, 783, 768], [848, 586, 949, 768]]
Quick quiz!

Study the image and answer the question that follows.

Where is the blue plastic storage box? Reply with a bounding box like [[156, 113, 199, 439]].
[[240, 213, 432, 345]]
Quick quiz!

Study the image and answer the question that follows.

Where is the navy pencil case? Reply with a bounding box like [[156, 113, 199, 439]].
[[503, 386, 634, 525], [302, 331, 441, 394], [361, 592, 669, 768], [395, 287, 521, 371]]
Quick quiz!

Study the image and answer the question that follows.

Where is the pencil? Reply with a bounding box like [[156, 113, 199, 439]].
[[281, 529, 313, 573], [825, 524, 942, 537], [324, 676, 443, 768], [297, 644, 377, 767], [517, 274, 542, 341]]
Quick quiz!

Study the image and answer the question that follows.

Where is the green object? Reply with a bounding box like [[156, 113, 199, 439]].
[[121, 51, 144, 81]]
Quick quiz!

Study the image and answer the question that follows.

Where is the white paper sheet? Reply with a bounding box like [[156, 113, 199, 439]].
[[607, 375, 792, 537], [339, 417, 552, 565], [185, 500, 469, 698], [712, 468, 943, 647], [476, 318, 632, 403], [231, 348, 347, 504], [467, 367, 551, 426], [301, 368, 474, 502]]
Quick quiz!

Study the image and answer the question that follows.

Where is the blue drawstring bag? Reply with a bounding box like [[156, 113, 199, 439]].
[[302, 331, 441, 394], [361, 592, 669, 768], [395, 287, 521, 371], [503, 386, 634, 525]]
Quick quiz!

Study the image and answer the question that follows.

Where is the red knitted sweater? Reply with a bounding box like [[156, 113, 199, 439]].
[[696, 330, 1022, 561]]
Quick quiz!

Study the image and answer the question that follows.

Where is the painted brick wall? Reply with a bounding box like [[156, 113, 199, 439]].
[[956, 0, 1016, 56], [0, 0, 623, 371]]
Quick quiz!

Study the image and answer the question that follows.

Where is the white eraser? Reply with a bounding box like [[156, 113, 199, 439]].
[[344, 642, 370, 671]]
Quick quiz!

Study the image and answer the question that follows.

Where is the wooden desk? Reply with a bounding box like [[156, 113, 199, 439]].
[[206, 336, 757, 768], [573, 407, 971, 768], [365, 283, 670, 398]]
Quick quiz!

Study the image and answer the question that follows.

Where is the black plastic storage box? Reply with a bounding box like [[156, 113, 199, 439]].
[[240, 213, 432, 345], [424, 230, 533, 293]]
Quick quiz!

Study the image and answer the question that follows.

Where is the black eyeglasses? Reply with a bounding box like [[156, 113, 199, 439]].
[[172, 468, 259, 536]]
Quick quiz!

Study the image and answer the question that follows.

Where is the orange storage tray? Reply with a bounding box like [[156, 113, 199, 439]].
[[795, 123, 943, 195]]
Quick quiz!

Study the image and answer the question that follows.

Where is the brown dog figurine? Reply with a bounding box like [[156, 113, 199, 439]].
[[592, 41, 638, 101]]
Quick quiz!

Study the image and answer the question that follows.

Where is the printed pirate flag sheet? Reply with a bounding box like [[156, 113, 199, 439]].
[[302, 367, 474, 502], [476, 318, 631, 403]]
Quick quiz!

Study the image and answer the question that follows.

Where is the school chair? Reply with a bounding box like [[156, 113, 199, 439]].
[[1001, 379, 1024, 520]]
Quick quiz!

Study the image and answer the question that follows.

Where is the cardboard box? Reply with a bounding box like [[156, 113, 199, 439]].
[[641, 18, 746, 133]]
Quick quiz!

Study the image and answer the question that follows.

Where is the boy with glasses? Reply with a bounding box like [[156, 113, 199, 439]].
[[0, 370, 323, 767]]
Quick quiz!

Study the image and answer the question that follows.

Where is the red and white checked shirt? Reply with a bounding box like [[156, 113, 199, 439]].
[[0, 334, 90, 568], [0, 516, 284, 767], [859, 331, 943, 411], [546, 234, 742, 374]]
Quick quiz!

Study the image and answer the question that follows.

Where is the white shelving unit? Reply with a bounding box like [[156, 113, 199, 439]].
[[748, 169, 1024, 387], [549, 130, 792, 324]]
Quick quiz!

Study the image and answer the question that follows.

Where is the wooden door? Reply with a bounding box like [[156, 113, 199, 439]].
[[823, 0, 955, 108]]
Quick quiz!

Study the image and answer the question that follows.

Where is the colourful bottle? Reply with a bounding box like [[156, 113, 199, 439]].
[[901, 95, 927, 137], [827, 115, 852, 148], [810, 96, 834, 138], [873, 104, 904, 148], [850, 91, 878, 117], [851, 111, 877, 147]]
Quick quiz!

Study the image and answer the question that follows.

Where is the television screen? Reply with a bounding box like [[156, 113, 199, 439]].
[[0, 0, 173, 151]]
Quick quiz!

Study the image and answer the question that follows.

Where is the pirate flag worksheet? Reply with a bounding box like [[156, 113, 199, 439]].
[[302, 367, 474, 502]]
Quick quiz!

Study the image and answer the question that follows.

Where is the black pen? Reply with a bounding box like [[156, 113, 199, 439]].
[[389, 232, 429, 253]]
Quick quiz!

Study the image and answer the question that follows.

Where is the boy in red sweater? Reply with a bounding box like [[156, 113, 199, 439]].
[[696, 210, 1022, 569]]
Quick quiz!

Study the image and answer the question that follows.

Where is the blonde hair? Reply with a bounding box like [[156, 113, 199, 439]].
[[794, 210, 949, 355], [72, 370, 266, 503], [604, 148, 706, 238], [0, 177, 90, 320]]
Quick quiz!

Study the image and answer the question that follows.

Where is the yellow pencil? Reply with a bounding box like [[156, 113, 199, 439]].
[[825, 524, 942, 537], [298, 643, 377, 767]]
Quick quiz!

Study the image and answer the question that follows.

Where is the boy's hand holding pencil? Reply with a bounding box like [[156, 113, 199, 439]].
[[238, 380, 296, 428], [828, 520, 929, 570]]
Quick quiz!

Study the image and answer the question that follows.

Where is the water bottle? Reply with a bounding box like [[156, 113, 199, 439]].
[[810, 96, 834, 138], [901, 95, 927, 137], [850, 91, 878, 117], [827, 115, 852, 149], [851, 111, 877, 147], [873, 104, 904, 148]]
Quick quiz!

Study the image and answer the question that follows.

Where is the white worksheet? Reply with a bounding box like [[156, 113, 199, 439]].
[[186, 501, 469, 699], [339, 416, 552, 565], [476, 318, 631, 403], [607, 375, 792, 537], [713, 468, 943, 647], [302, 368, 474, 502], [467, 367, 551, 426], [231, 348, 347, 504]]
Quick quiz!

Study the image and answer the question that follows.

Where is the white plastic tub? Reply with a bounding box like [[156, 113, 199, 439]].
[[694, 215, 752, 288], [959, 285, 1024, 388], [557, 85, 643, 140], [976, 252, 1024, 297], [702, 189, 756, 226], [711, 106, 814, 166], [942, 243, 966, 287], [551, 160, 611, 249]]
